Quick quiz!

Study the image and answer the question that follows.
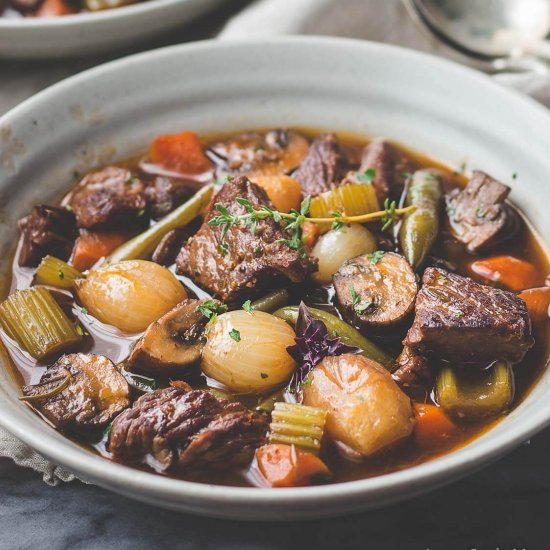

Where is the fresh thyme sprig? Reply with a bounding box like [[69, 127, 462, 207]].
[[208, 195, 414, 256]]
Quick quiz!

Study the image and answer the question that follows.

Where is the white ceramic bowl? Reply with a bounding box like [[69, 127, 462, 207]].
[[0, 37, 549, 520], [0, 0, 225, 59]]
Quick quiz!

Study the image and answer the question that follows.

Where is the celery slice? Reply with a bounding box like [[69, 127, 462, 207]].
[[436, 361, 514, 418], [0, 287, 82, 359], [268, 402, 327, 453], [35, 256, 82, 289]]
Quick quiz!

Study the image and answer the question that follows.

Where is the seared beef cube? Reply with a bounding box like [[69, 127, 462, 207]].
[[68, 166, 147, 229], [404, 267, 534, 365], [176, 176, 317, 303], [446, 170, 519, 253], [359, 139, 414, 204], [108, 386, 267, 472], [22, 353, 130, 433], [151, 217, 202, 266], [293, 133, 347, 197], [145, 176, 195, 220], [206, 129, 309, 179], [18, 205, 77, 267], [392, 346, 431, 388]]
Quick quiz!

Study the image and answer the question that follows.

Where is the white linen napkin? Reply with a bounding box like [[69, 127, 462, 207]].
[[2, 0, 549, 485]]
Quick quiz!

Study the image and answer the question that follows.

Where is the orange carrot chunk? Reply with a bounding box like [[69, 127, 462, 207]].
[[518, 287, 550, 323], [413, 403, 457, 447], [150, 131, 212, 175], [301, 221, 319, 249], [256, 443, 331, 488], [35, 0, 75, 16], [469, 255, 541, 292], [71, 231, 130, 271]]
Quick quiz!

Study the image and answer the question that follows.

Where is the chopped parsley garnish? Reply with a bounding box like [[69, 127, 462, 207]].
[[229, 328, 241, 342], [512, 172, 518, 180], [476, 207, 486, 219], [425, 172, 439, 182], [260, 372, 269, 379], [367, 250, 386, 265], [196, 300, 227, 320], [350, 286, 372, 315], [355, 167, 376, 184], [137, 208, 146, 217], [242, 300, 253, 314], [58, 269, 65, 280]]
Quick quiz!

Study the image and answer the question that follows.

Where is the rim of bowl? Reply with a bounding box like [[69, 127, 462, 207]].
[[1, 36, 550, 509], [0, 0, 211, 28]]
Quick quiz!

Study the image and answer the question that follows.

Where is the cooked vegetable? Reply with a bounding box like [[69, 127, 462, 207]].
[[121, 369, 158, 395], [126, 299, 215, 375], [519, 287, 550, 323], [309, 183, 380, 233], [436, 361, 514, 418], [469, 255, 541, 292], [34, 256, 82, 290], [106, 184, 214, 264], [311, 225, 377, 285], [413, 403, 457, 447], [268, 402, 327, 453], [249, 289, 290, 313], [256, 390, 284, 414], [71, 231, 130, 271], [36, 0, 74, 15], [303, 354, 415, 457], [150, 131, 212, 175], [75, 260, 187, 333], [201, 310, 297, 393], [333, 251, 417, 328], [22, 353, 130, 432], [251, 175, 302, 213], [256, 443, 331, 487], [301, 221, 319, 249], [273, 305, 392, 367], [399, 169, 443, 268], [0, 287, 81, 359], [85, 0, 137, 10]]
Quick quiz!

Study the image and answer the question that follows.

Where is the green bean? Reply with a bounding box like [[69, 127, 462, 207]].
[[251, 289, 290, 313], [436, 361, 514, 418], [106, 184, 214, 264], [273, 305, 392, 367], [399, 170, 443, 269]]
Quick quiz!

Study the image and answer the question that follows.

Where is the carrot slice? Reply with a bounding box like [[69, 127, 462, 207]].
[[469, 255, 541, 291], [256, 443, 331, 488], [413, 403, 457, 447], [35, 0, 75, 16], [301, 221, 319, 249], [150, 131, 212, 175], [519, 287, 550, 323], [251, 175, 302, 213], [71, 231, 130, 271]]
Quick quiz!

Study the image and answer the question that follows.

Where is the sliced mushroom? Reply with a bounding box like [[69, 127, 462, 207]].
[[126, 298, 220, 376], [21, 353, 130, 433], [333, 252, 418, 330]]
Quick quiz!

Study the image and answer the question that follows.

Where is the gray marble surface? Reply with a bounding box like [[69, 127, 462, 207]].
[[2, 2, 550, 548]]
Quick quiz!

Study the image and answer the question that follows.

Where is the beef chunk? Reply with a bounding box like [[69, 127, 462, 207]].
[[446, 170, 519, 253], [18, 205, 77, 267], [152, 228, 188, 266], [68, 166, 147, 229], [392, 346, 431, 388], [22, 353, 130, 433], [108, 386, 267, 472], [145, 176, 196, 220], [176, 176, 317, 303], [292, 133, 347, 196], [206, 129, 309, 179], [404, 267, 534, 365], [359, 139, 414, 204]]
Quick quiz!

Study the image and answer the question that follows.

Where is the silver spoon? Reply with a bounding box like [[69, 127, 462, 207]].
[[403, 0, 550, 72]]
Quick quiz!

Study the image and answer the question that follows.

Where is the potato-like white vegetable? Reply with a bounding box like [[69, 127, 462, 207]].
[[202, 310, 297, 394], [303, 353, 414, 457], [311, 225, 377, 285], [75, 260, 187, 333]]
